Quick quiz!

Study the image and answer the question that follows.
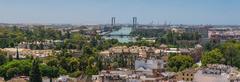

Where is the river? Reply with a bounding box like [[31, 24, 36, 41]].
[[103, 27, 136, 43]]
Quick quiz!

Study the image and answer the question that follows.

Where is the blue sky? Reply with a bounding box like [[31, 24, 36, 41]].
[[0, 0, 239, 25]]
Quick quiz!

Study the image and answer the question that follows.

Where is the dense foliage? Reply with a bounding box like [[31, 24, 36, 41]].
[[130, 29, 166, 38], [201, 49, 224, 66], [130, 29, 201, 47], [201, 40, 240, 68], [0, 51, 7, 65], [167, 55, 194, 72], [0, 26, 62, 48], [29, 59, 42, 82], [0, 60, 32, 80]]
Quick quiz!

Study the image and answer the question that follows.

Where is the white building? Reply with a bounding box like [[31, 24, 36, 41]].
[[135, 59, 165, 73]]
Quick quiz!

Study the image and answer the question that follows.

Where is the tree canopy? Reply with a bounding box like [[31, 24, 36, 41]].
[[29, 59, 42, 82], [201, 48, 224, 66], [167, 55, 194, 72]]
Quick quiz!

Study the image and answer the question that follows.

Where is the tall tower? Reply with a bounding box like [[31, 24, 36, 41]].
[[111, 17, 116, 27], [133, 17, 137, 28]]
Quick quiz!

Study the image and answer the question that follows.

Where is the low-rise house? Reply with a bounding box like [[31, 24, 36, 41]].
[[18, 40, 63, 49], [139, 50, 147, 58], [162, 44, 203, 62], [176, 68, 198, 82], [110, 46, 123, 54], [194, 64, 240, 82], [99, 50, 110, 56], [208, 28, 240, 42], [123, 48, 130, 54], [93, 69, 133, 82], [0, 48, 53, 58]]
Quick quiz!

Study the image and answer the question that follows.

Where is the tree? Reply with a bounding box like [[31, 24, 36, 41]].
[[16, 46, 19, 59], [47, 58, 59, 67], [40, 65, 59, 82], [85, 65, 98, 76], [96, 57, 103, 71], [87, 56, 95, 66], [66, 57, 79, 72], [59, 67, 67, 75], [220, 40, 240, 67], [167, 55, 194, 72], [90, 37, 98, 47], [82, 46, 94, 55], [0, 60, 32, 80], [6, 67, 19, 80], [59, 58, 70, 72], [201, 48, 224, 66], [65, 30, 71, 39], [204, 41, 219, 51], [111, 62, 119, 68], [79, 57, 87, 71], [0, 53, 7, 65], [29, 59, 42, 82], [45, 58, 60, 82]]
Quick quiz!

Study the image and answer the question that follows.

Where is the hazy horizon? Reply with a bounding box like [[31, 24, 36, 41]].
[[0, 0, 239, 25]]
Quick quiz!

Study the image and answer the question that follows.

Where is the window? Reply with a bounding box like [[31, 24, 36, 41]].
[[191, 74, 193, 76], [183, 73, 185, 76], [191, 78, 193, 81], [186, 78, 189, 81], [183, 78, 185, 80], [187, 74, 189, 76]]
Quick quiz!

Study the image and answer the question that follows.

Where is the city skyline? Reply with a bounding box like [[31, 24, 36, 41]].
[[0, 0, 239, 25]]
